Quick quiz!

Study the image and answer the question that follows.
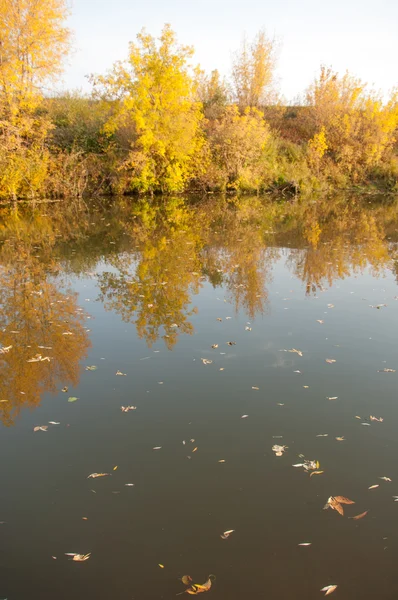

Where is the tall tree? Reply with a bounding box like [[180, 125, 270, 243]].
[[93, 24, 205, 194], [232, 30, 277, 110], [0, 0, 71, 199]]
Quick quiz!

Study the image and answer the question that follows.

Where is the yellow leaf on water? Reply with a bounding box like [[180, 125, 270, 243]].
[[113, 466, 118, 471], [192, 447, 198, 452], [310, 470, 324, 477], [158, 564, 164, 569], [181, 575, 193, 586]]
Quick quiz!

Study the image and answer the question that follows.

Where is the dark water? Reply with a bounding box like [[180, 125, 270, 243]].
[[1, 195, 398, 600]]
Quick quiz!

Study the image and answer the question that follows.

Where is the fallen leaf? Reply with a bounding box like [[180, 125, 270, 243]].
[[159, 564, 164, 569], [48, 421, 60, 425], [61, 386, 68, 392], [201, 358, 212, 365], [218, 460, 225, 463], [334, 496, 355, 504], [368, 484, 379, 489], [378, 368, 395, 373], [336, 437, 345, 441], [325, 359, 336, 364], [184, 576, 214, 595], [121, 405, 136, 412], [65, 553, 91, 562], [153, 446, 162, 450], [241, 414, 249, 419], [192, 447, 198, 452], [113, 466, 118, 471], [85, 365, 98, 371], [182, 575, 193, 586], [327, 397, 338, 400], [68, 397, 79, 403], [350, 511, 369, 520], [310, 471, 324, 477], [281, 348, 303, 357], [220, 529, 234, 539], [321, 584, 338, 596], [298, 542, 312, 546], [252, 386, 259, 390], [211, 344, 218, 349], [87, 473, 109, 479], [379, 477, 392, 482], [370, 415, 383, 422], [125, 483, 135, 486]]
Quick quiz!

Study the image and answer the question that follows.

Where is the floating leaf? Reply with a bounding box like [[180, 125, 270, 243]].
[[153, 446, 162, 450], [65, 553, 91, 562], [85, 365, 98, 371], [61, 386, 68, 393], [201, 358, 212, 365], [184, 576, 215, 595], [378, 368, 395, 373], [220, 529, 234, 539], [368, 484, 379, 490], [321, 584, 338, 596], [298, 542, 312, 546], [158, 564, 164, 569], [241, 415, 249, 419], [310, 471, 324, 477], [87, 473, 109, 479], [325, 359, 336, 364], [116, 370, 127, 376], [334, 496, 355, 504], [379, 477, 392, 482], [113, 466, 118, 471], [350, 511, 369, 520], [181, 575, 193, 586], [68, 397, 79, 403]]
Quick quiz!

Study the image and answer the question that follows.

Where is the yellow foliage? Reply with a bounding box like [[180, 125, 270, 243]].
[[94, 25, 205, 193], [306, 67, 398, 177], [0, 0, 70, 199]]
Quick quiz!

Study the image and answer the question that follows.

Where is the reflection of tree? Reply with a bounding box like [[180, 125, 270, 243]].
[[200, 198, 276, 318], [98, 202, 202, 349], [281, 200, 392, 293], [0, 239, 90, 426]]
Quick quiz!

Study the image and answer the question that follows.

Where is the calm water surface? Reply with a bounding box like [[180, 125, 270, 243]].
[[1, 196, 398, 599]]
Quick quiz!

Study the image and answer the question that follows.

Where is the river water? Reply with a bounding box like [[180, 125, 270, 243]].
[[1, 195, 398, 599]]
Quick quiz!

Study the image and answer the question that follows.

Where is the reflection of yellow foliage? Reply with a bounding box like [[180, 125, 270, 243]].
[[0, 256, 90, 426]]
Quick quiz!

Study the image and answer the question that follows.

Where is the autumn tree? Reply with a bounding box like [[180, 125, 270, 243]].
[[305, 67, 398, 178], [197, 69, 230, 119], [93, 24, 205, 194], [203, 105, 270, 190], [232, 30, 278, 110], [0, 0, 71, 199]]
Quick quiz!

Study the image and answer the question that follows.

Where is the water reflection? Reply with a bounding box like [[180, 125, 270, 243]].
[[1, 194, 398, 423], [0, 213, 91, 426]]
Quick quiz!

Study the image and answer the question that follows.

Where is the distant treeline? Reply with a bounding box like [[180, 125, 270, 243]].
[[1, 2, 398, 200]]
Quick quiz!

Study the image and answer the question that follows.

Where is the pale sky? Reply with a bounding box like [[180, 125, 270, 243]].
[[63, 0, 397, 101]]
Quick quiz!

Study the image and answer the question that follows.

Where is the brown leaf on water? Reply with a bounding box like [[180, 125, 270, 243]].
[[65, 553, 91, 562], [368, 485, 379, 490], [325, 359, 336, 364], [181, 575, 193, 586], [334, 496, 355, 505], [61, 386, 68, 393], [310, 470, 324, 477], [330, 499, 344, 516], [87, 473, 109, 479], [192, 447, 198, 452], [350, 511, 369, 520]]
